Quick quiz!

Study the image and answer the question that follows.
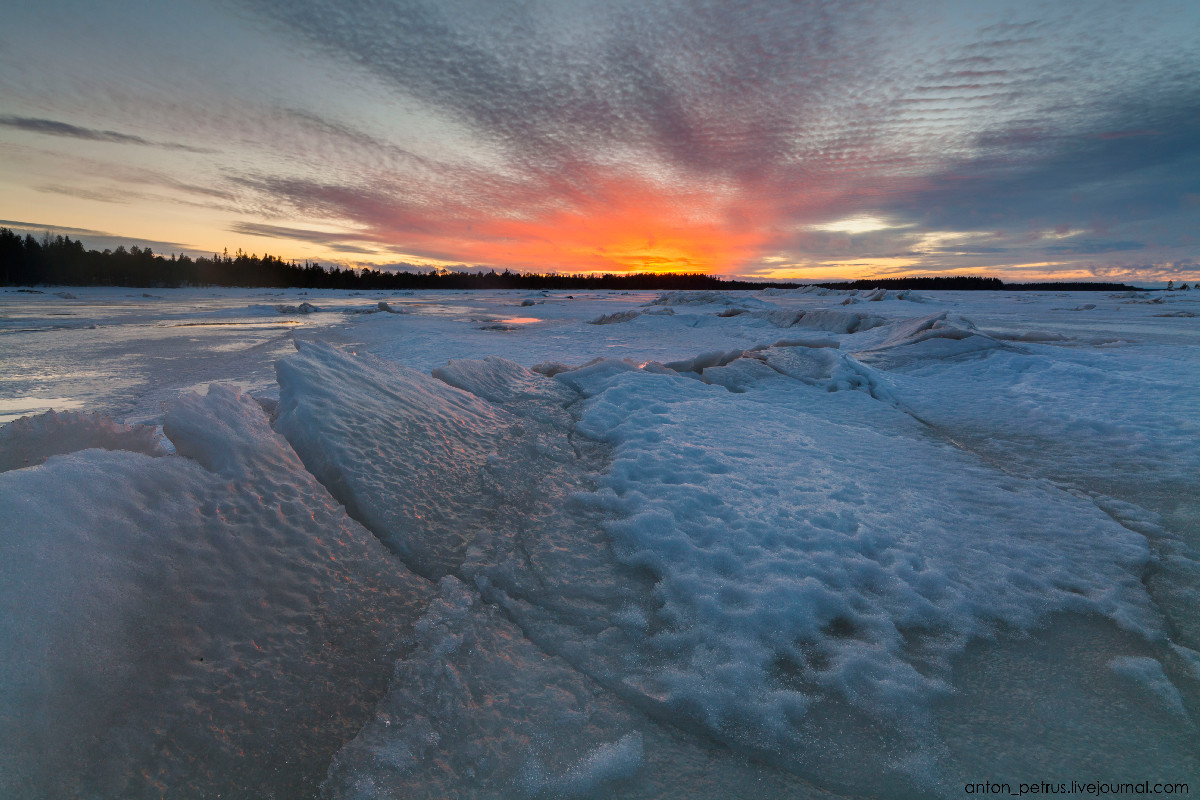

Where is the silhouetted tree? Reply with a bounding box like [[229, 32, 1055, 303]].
[[0, 228, 1145, 292]]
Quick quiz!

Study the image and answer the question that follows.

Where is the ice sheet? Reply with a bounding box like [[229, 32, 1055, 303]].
[[0, 385, 431, 798], [2, 286, 1198, 798]]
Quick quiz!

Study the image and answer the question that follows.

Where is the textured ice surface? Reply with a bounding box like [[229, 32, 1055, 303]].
[[275, 341, 520, 579], [323, 576, 645, 799], [2, 287, 1198, 798], [432, 355, 578, 424], [560, 356, 1164, 785], [0, 385, 431, 798], [848, 312, 1004, 368], [647, 291, 765, 307], [1108, 656, 1190, 719], [589, 309, 643, 325], [752, 307, 890, 333]]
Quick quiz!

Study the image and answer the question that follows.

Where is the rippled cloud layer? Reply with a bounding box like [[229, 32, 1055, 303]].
[[1, 0, 1196, 279]]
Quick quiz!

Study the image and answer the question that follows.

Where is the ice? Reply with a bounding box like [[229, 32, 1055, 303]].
[[0, 409, 166, 472], [878, 333, 1200, 532], [562, 359, 1160, 785], [431, 354, 578, 423], [699, 355, 781, 392], [1108, 657, 1190, 720], [520, 732, 644, 797], [589, 309, 642, 325], [274, 340, 518, 579], [0, 384, 431, 798], [2, 287, 1197, 797], [752, 308, 891, 333], [1171, 644, 1200, 679], [662, 348, 749, 375], [934, 614, 1197, 786], [324, 576, 645, 799], [757, 345, 891, 398], [758, 286, 847, 297], [845, 312, 1005, 368], [997, 330, 1069, 342], [273, 301, 321, 314], [647, 291, 767, 307]]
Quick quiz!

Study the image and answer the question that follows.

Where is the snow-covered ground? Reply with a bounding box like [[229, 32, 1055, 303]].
[[1, 285, 1198, 798]]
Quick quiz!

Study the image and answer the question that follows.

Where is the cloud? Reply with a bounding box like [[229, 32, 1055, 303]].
[[0, 219, 114, 238], [235, 0, 913, 181], [0, 0, 1162, 277], [213, 0, 1196, 275], [892, 91, 1200, 234], [0, 219, 194, 254], [1043, 240, 1145, 255], [230, 221, 380, 255], [1086, 260, 1200, 281], [36, 184, 131, 204], [0, 115, 216, 153]]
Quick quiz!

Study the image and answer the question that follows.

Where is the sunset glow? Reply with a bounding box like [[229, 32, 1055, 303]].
[[1, 0, 1197, 281], [454, 178, 768, 275]]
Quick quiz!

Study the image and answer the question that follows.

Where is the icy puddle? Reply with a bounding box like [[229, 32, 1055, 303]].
[[163, 319, 304, 327], [1, 287, 1197, 798]]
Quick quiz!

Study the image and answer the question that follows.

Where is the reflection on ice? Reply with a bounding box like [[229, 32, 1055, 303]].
[[0, 396, 86, 423], [162, 319, 303, 327]]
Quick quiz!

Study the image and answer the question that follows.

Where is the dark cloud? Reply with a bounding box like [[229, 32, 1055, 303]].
[[0, 219, 194, 254], [235, 0, 900, 182], [34, 170, 236, 210], [0, 219, 114, 238], [888, 88, 1200, 243], [37, 184, 130, 204], [221, 0, 1198, 274], [13, 0, 1192, 276], [1086, 260, 1200, 281], [1043, 240, 1145, 255], [230, 221, 379, 254], [0, 115, 216, 153]]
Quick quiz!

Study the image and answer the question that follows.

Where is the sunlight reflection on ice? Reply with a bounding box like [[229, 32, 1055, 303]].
[[0, 397, 87, 423]]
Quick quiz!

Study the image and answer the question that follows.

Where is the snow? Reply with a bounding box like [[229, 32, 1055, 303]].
[[1, 285, 1198, 797], [558, 351, 1159, 782]]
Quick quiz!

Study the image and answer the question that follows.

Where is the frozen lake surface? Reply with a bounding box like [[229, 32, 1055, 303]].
[[1, 285, 1198, 798]]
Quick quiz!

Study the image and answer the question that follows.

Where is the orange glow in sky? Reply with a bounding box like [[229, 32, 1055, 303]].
[[349, 173, 774, 275], [467, 182, 767, 274], [2, 0, 1197, 283]]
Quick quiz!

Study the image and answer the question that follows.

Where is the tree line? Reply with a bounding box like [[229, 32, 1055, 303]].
[[0, 229, 798, 291], [0, 228, 1143, 291], [817, 276, 1144, 291]]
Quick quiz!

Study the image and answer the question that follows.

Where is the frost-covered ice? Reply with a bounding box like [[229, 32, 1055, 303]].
[[1, 285, 1198, 797], [0, 384, 431, 797]]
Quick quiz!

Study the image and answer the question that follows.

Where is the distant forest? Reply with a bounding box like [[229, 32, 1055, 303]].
[[816, 276, 1145, 292], [0, 228, 1144, 292]]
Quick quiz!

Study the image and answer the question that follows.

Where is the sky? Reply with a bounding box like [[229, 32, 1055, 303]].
[[1, 0, 1198, 281]]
